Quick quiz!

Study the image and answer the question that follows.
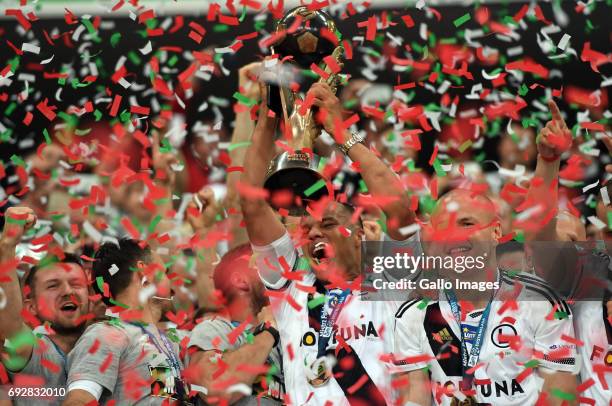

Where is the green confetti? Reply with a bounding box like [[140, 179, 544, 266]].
[[308, 295, 326, 309], [417, 298, 431, 309], [554, 311, 569, 320], [228, 141, 251, 151], [432, 159, 446, 177], [10, 154, 26, 167], [110, 32, 121, 47], [233, 91, 257, 107], [524, 359, 539, 369], [453, 13, 471, 27], [148, 215, 162, 233], [607, 212, 612, 230], [317, 157, 328, 172], [41, 128, 51, 144], [96, 276, 105, 293], [304, 179, 326, 197], [5, 102, 17, 117], [551, 389, 575, 401], [213, 24, 230, 33], [295, 256, 310, 271], [359, 179, 368, 193]]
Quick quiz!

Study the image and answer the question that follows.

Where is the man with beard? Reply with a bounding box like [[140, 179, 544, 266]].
[[62, 238, 191, 405], [240, 74, 418, 404], [187, 244, 284, 405], [0, 206, 90, 405]]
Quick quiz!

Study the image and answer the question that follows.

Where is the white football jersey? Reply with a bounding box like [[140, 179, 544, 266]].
[[393, 272, 579, 406], [574, 301, 612, 405], [252, 231, 421, 405]]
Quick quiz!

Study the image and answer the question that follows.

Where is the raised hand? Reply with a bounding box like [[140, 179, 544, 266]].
[[307, 82, 345, 141], [0, 206, 37, 247], [186, 186, 220, 232], [238, 62, 263, 102], [537, 100, 572, 162]]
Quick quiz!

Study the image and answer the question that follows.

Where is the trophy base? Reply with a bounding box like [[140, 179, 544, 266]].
[[264, 151, 328, 215]]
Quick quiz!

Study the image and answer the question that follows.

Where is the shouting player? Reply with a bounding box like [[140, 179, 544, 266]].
[[240, 75, 417, 403], [0, 206, 90, 406]]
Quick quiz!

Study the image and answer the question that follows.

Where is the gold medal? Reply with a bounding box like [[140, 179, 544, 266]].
[[306, 357, 331, 387]]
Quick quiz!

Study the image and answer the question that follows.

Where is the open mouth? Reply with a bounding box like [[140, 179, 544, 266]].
[[312, 241, 329, 261], [60, 302, 78, 313]]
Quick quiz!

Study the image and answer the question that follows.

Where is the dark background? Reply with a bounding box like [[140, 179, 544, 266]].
[[0, 1, 610, 179]]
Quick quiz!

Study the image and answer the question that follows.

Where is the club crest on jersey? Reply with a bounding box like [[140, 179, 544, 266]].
[[490, 324, 518, 348]]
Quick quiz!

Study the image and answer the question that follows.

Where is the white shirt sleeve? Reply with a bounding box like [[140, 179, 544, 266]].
[[68, 380, 104, 400], [251, 231, 299, 290], [392, 299, 429, 374], [532, 301, 580, 374]]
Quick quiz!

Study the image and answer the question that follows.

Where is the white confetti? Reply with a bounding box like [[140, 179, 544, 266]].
[[399, 223, 421, 237], [40, 55, 54, 64], [22, 43, 40, 54], [139, 41, 152, 55], [0, 287, 6, 310], [558, 34, 571, 51], [108, 264, 119, 276], [81, 222, 102, 244], [601, 186, 610, 206], [588, 216, 606, 230]]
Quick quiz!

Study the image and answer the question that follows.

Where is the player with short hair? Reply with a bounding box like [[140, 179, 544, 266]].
[[0, 206, 90, 406], [187, 244, 285, 404], [240, 75, 418, 404], [62, 238, 192, 405], [393, 188, 579, 406]]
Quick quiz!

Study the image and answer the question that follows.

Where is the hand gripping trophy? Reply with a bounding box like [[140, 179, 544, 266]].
[[263, 6, 344, 215]]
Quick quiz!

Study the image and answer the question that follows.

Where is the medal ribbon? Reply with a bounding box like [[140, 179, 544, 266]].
[[317, 288, 351, 358], [445, 289, 492, 392]]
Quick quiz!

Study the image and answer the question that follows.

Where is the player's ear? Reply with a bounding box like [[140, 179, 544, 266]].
[[23, 297, 37, 317]]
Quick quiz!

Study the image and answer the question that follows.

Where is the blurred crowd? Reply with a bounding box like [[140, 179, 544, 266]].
[[0, 19, 611, 406]]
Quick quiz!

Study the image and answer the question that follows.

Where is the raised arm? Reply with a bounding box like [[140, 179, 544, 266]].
[[239, 80, 286, 246], [189, 307, 277, 404], [523, 101, 575, 292], [225, 62, 262, 249], [0, 206, 37, 365], [186, 187, 223, 310], [307, 83, 415, 240], [524, 100, 571, 241]]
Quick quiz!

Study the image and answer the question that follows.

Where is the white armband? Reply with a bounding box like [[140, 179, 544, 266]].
[[68, 380, 104, 400]]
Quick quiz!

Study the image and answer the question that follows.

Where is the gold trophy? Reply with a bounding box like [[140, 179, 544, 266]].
[[263, 7, 344, 215]]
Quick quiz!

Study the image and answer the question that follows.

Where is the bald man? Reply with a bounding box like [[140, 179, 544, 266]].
[[393, 188, 579, 406]]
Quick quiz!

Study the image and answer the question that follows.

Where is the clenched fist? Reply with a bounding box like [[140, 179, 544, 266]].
[[1, 206, 36, 247], [186, 187, 220, 232]]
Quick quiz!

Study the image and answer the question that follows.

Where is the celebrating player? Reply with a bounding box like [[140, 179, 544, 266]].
[[62, 239, 191, 405], [0, 206, 90, 405], [239, 70, 417, 403]]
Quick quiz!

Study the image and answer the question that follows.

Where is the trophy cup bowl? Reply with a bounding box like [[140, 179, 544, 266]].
[[263, 6, 343, 215]]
